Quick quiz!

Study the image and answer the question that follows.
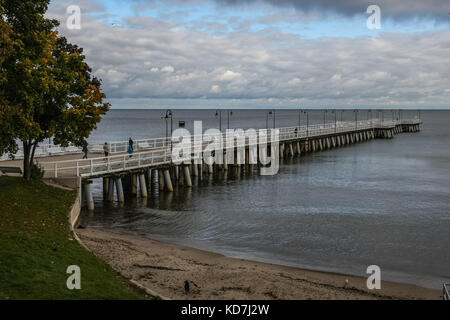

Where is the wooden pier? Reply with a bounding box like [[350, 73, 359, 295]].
[[0, 118, 421, 212]]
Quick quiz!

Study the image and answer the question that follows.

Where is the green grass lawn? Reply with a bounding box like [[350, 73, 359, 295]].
[[0, 176, 150, 300]]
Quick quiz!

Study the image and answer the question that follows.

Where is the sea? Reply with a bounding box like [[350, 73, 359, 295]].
[[82, 109, 450, 289]]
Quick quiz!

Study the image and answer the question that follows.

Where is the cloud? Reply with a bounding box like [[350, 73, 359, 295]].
[[161, 66, 175, 73], [46, 0, 450, 107], [217, 0, 450, 21], [218, 70, 242, 81]]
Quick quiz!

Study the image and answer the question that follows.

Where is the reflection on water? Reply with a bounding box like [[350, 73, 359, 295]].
[[82, 110, 450, 289]]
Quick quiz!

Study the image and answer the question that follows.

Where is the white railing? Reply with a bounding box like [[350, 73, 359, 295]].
[[3, 118, 420, 165], [444, 284, 450, 300], [36, 118, 420, 179], [38, 148, 174, 179], [0, 143, 82, 161]]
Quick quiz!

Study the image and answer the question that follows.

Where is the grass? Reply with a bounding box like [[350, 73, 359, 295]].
[[0, 176, 151, 300]]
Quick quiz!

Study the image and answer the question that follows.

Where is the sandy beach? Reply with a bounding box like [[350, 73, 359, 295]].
[[76, 228, 441, 300]]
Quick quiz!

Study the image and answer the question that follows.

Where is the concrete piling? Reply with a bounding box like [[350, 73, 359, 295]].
[[83, 182, 94, 211], [158, 169, 165, 191], [184, 165, 192, 187], [115, 177, 125, 203], [139, 174, 148, 198], [103, 177, 109, 198], [164, 169, 174, 192], [107, 178, 115, 201], [131, 174, 138, 196]]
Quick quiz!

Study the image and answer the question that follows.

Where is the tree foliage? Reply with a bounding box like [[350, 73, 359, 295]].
[[0, 4, 18, 156], [0, 0, 110, 180]]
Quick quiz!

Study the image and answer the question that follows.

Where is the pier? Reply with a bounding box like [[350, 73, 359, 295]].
[[0, 118, 421, 212]]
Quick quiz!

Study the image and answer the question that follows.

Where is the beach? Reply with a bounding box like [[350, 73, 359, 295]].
[[77, 227, 441, 300]]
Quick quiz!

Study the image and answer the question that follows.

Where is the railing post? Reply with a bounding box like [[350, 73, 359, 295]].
[[90, 159, 93, 175], [76, 162, 79, 176], [54, 162, 58, 178]]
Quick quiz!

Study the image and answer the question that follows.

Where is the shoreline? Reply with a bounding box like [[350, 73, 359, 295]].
[[76, 227, 441, 300]]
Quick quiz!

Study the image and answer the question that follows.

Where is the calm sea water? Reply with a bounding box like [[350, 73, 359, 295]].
[[84, 109, 450, 289]]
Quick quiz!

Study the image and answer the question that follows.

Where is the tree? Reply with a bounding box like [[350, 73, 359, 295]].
[[0, 4, 18, 156], [0, 0, 110, 180]]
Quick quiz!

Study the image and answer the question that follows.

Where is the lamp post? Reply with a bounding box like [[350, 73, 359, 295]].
[[341, 110, 344, 122], [354, 109, 358, 130], [162, 109, 173, 151], [323, 109, 327, 125], [265, 110, 276, 129], [273, 110, 276, 128], [298, 108, 302, 127], [302, 110, 309, 137], [331, 110, 337, 133], [227, 110, 233, 129], [215, 110, 222, 132], [368, 109, 372, 127]]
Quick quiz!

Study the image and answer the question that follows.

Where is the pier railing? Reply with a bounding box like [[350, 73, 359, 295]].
[[36, 118, 421, 179], [2, 118, 420, 163], [39, 148, 174, 178], [94, 118, 419, 155]]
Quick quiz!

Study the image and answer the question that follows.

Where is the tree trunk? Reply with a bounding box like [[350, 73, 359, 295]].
[[23, 141, 31, 180]]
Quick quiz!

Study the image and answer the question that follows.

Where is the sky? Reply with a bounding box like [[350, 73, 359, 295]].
[[47, 0, 450, 109]]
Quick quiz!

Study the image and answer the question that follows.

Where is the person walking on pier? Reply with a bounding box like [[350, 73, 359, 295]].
[[82, 142, 89, 159], [128, 137, 134, 158], [103, 142, 110, 158]]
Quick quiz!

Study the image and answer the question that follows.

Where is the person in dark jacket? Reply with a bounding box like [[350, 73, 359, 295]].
[[82, 142, 88, 159]]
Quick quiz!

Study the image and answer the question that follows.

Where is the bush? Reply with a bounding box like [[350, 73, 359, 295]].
[[30, 162, 44, 180]]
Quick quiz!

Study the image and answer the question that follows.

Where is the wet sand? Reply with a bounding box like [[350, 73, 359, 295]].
[[77, 227, 441, 300]]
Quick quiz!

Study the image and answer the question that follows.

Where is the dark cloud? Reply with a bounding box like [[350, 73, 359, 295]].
[[218, 0, 450, 21], [46, 0, 450, 108]]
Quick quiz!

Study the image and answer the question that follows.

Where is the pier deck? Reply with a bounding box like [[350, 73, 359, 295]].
[[0, 118, 421, 211]]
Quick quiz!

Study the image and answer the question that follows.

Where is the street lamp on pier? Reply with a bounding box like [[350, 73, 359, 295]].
[[215, 110, 222, 132], [332, 110, 337, 133], [162, 109, 173, 152], [303, 110, 309, 137], [266, 110, 275, 129], [227, 110, 233, 130]]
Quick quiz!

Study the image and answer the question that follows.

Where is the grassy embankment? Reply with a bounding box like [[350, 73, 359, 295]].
[[0, 176, 150, 299]]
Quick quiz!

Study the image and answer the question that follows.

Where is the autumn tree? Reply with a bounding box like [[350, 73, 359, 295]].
[[0, 0, 110, 180], [0, 3, 17, 156]]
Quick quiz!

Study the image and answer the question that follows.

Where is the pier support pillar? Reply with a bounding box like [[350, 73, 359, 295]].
[[175, 166, 180, 182], [158, 170, 165, 191], [83, 182, 94, 211], [131, 174, 138, 196], [107, 178, 115, 201], [184, 165, 193, 187], [192, 162, 199, 177], [103, 178, 109, 198], [139, 174, 148, 198], [164, 169, 174, 192], [289, 143, 294, 157], [115, 178, 125, 203]]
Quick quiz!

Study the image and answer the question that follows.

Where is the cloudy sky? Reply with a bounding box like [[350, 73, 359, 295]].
[[47, 0, 450, 109]]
